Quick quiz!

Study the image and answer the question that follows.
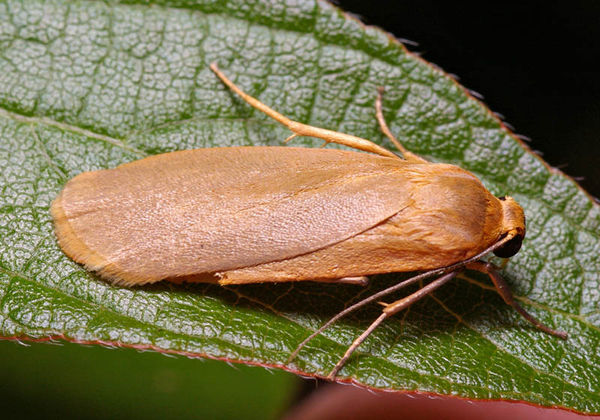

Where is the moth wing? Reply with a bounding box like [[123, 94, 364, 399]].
[[52, 147, 413, 284]]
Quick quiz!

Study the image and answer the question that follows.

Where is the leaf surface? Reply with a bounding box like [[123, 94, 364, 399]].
[[1, 0, 599, 413]]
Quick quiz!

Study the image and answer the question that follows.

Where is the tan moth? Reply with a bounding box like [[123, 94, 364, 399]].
[[51, 64, 567, 379]]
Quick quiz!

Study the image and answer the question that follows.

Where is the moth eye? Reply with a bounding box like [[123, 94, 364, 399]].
[[493, 234, 524, 258], [498, 196, 506, 201]]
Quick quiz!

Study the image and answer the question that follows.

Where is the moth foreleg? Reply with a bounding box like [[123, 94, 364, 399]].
[[467, 261, 567, 339]]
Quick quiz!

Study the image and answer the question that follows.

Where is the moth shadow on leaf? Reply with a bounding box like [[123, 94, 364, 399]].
[[136, 271, 515, 340]]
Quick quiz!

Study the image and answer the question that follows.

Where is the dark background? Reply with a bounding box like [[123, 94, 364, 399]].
[[336, 0, 600, 198]]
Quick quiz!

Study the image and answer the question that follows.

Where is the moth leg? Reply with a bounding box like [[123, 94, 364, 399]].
[[319, 276, 370, 286], [467, 261, 567, 339], [375, 87, 427, 163], [327, 271, 457, 380], [210, 63, 398, 159], [287, 267, 450, 366], [218, 271, 369, 286]]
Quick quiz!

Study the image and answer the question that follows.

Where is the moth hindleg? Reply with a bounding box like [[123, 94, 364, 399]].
[[318, 276, 370, 286], [216, 273, 369, 286], [210, 63, 398, 159], [375, 87, 427, 163]]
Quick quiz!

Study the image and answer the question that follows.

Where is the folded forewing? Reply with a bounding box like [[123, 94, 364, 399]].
[[54, 147, 413, 283]]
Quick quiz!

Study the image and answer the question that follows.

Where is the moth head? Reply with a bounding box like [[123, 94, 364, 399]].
[[494, 196, 526, 258]]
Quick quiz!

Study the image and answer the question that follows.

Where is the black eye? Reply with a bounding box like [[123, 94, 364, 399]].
[[493, 234, 524, 258]]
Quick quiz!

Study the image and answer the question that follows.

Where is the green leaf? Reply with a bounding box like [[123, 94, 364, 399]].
[[1, 0, 599, 413]]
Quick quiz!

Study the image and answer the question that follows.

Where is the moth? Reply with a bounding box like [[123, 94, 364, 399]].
[[51, 63, 567, 379]]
